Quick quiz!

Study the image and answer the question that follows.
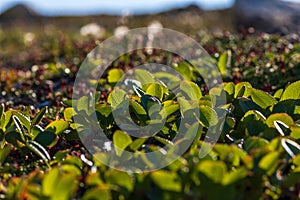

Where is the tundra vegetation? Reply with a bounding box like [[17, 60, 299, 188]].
[[0, 27, 300, 200]]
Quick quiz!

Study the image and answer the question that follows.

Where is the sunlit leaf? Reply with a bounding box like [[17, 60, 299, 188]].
[[197, 160, 226, 183], [82, 188, 111, 200], [251, 88, 277, 109], [180, 80, 202, 100], [113, 130, 132, 156], [64, 107, 75, 122], [266, 113, 294, 128], [129, 138, 147, 151], [274, 88, 283, 99], [218, 51, 228, 77], [105, 170, 134, 192], [146, 83, 164, 101], [107, 88, 127, 108], [290, 125, 300, 139], [258, 151, 280, 175], [235, 82, 252, 98], [199, 106, 218, 128], [26, 140, 51, 163], [222, 167, 248, 185], [135, 69, 155, 84], [281, 80, 300, 101], [150, 171, 181, 192], [108, 68, 124, 83], [32, 107, 46, 126], [281, 138, 300, 158], [45, 120, 69, 135], [0, 144, 10, 165]]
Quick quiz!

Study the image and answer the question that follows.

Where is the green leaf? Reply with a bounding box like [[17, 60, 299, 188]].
[[32, 107, 46, 127], [76, 96, 89, 112], [64, 107, 75, 122], [274, 88, 283, 99], [32, 125, 44, 138], [129, 100, 147, 120], [199, 106, 218, 128], [235, 82, 252, 98], [251, 89, 277, 109], [62, 155, 83, 169], [26, 140, 51, 163], [135, 69, 155, 84], [107, 88, 127, 108], [83, 172, 103, 186], [146, 83, 164, 101], [54, 173, 78, 200], [224, 82, 235, 102], [281, 80, 300, 101], [177, 97, 198, 115], [266, 113, 294, 128], [174, 62, 193, 80], [113, 130, 132, 156], [245, 136, 269, 152], [209, 87, 226, 107], [284, 172, 300, 188], [3, 110, 13, 131], [150, 171, 182, 192], [222, 167, 248, 185], [154, 136, 174, 146], [0, 103, 4, 120], [293, 154, 300, 166], [62, 100, 73, 107], [42, 167, 60, 196], [96, 104, 112, 119], [273, 120, 289, 136], [12, 115, 26, 142], [54, 150, 69, 163], [108, 68, 124, 83], [65, 130, 80, 141], [61, 164, 82, 176], [242, 110, 266, 122], [160, 100, 179, 118], [5, 131, 24, 146], [281, 138, 300, 158], [129, 138, 147, 151], [258, 151, 280, 175], [197, 160, 227, 183], [141, 95, 161, 114], [14, 111, 31, 131], [0, 144, 11, 165], [45, 120, 69, 135], [154, 72, 181, 89], [34, 130, 57, 147], [218, 51, 228, 77], [105, 170, 134, 192], [180, 80, 202, 100], [82, 188, 111, 200], [290, 125, 300, 139]]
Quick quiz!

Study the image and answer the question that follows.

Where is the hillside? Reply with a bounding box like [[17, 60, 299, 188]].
[[1, 1, 300, 34], [0, 4, 43, 24], [0, 4, 234, 32], [233, 0, 300, 34]]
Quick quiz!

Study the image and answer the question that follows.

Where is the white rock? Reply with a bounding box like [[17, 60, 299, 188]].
[[114, 26, 129, 39], [80, 23, 106, 38], [24, 32, 35, 45], [148, 21, 163, 37]]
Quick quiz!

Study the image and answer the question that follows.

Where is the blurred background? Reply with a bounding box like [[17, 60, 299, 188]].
[[1, 0, 300, 69], [1, 0, 300, 106], [0, 0, 300, 33]]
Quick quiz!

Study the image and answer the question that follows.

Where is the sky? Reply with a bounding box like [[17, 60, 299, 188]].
[[0, 0, 236, 15], [0, 0, 299, 16]]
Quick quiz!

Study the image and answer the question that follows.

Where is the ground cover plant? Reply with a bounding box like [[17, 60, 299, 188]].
[[0, 28, 300, 199]]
